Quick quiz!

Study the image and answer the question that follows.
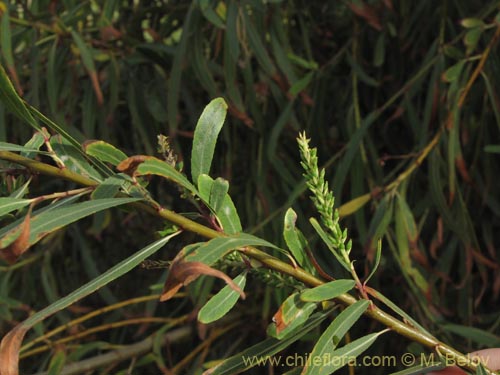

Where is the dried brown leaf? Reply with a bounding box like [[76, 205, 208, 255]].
[[0, 210, 31, 264], [348, 1, 382, 31], [0, 325, 29, 375], [116, 155, 153, 176], [160, 261, 245, 302]]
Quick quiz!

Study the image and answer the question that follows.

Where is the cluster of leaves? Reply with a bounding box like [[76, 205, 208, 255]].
[[0, 0, 500, 373]]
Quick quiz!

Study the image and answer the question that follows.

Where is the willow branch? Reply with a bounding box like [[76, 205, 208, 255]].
[[0, 150, 496, 374]]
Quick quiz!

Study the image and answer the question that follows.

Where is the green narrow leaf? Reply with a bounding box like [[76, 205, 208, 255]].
[[366, 288, 432, 337], [0, 64, 39, 130], [366, 195, 393, 254], [0, 198, 141, 246], [134, 157, 198, 194], [388, 362, 445, 375], [91, 175, 126, 199], [22, 130, 47, 158], [182, 233, 277, 265], [309, 218, 350, 271], [210, 178, 229, 213], [464, 28, 483, 55], [70, 30, 97, 73], [1, 10, 14, 68], [207, 311, 330, 374], [84, 140, 128, 166], [243, 12, 276, 76], [0, 198, 32, 218], [0, 142, 48, 154], [442, 324, 500, 347], [0, 231, 181, 369], [289, 72, 314, 97], [320, 330, 387, 374], [484, 145, 500, 154], [302, 300, 370, 374], [197, 174, 242, 234], [283, 208, 308, 268], [268, 292, 317, 340], [460, 18, 485, 28], [198, 272, 247, 324], [191, 98, 228, 184], [198, 0, 225, 28], [364, 239, 382, 285], [46, 350, 66, 375], [300, 280, 356, 302]]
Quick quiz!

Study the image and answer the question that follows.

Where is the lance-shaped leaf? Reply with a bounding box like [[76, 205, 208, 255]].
[[91, 175, 127, 199], [318, 330, 388, 374], [0, 198, 140, 248], [0, 232, 180, 375], [191, 98, 228, 184], [117, 156, 198, 194], [198, 272, 247, 324], [160, 261, 245, 302], [198, 174, 242, 234], [302, 300, 369, 374], [300, 279, 356, 302], [83, 140, 128, 166], [0, 142, 48, 154], [0, 64, 39, 130], [0, 198, 32, 218], [71, 30, 103, 105], [283, 208, 309, 269], [177, 233, 277, 266], [205, 311, 331, 375], [268, 292, 317, 339]]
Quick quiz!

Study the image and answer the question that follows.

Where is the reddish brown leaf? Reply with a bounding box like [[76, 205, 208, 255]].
[[227, 104, 254, 128], [272, 307, 286, 334], [116, 155, 153, 176], [455, 156, 472, 184], [160, 261, 245, 302], [89, 70, 104, 106], [0, 209, 31, 265], [0, 325, 29, 375], [100, 26, 122, 41], [348, 2, 382, 31]]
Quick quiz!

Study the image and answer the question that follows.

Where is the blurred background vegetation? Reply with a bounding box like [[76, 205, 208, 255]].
[[1, 0, 500, 373]]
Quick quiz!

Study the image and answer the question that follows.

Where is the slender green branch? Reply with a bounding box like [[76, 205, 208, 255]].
[[0, 150, 496, 374]]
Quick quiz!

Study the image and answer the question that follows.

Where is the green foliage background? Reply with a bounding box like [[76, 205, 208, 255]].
[[1, 0, 500, 373]]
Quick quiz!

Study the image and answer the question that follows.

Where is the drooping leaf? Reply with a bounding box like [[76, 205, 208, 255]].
[[198, 272, 247, 324], [300, 280, 356, 303], [191, 97, 228, 184], [160, 261, 245, 302], [0, 209, 31, 264], [83, 140, 128, 166], [0, 231, 181, 375]]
